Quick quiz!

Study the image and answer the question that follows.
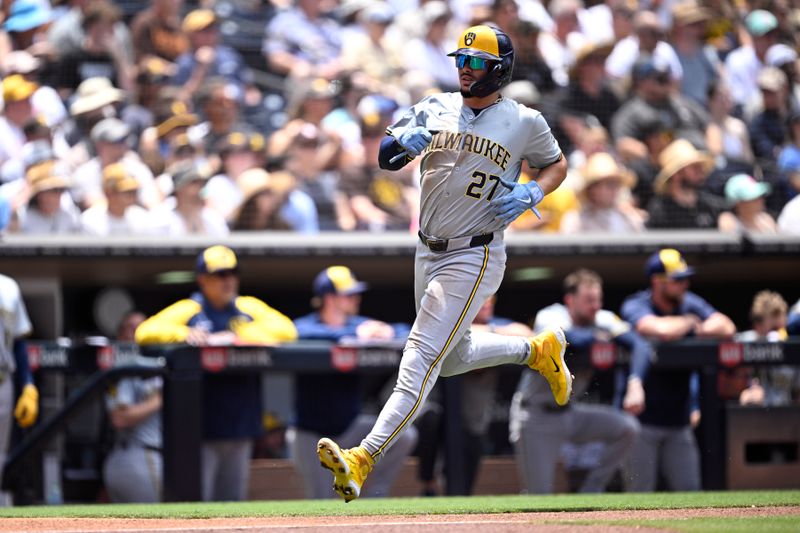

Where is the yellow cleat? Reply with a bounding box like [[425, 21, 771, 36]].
[[317, 438, 374, 502], [528, 327, 572, 406]]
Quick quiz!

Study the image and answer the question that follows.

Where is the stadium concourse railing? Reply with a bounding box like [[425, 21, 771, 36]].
[[4, 339, 800, 502]]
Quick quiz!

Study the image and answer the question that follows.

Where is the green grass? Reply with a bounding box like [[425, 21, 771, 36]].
[[580, 516, 800, 533], [0, 491, 797, 519]]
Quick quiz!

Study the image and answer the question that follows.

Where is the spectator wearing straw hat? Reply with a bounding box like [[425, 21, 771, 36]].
[[718, 174, 778, 234], [556, 41, 619, 132], [80, 162, 152, 235], [560, 152, 644, 233], [62, 76, 127, 170], [152, 158, 229, 237], [646, 139, 725, 229], [12, 161, 81, 234]]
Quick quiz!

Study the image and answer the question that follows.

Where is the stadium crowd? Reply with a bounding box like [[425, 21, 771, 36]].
[[0, 0, 799, 235]]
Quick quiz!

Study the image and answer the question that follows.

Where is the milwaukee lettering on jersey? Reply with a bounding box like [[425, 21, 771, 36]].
[[424, 131, 512, 171]]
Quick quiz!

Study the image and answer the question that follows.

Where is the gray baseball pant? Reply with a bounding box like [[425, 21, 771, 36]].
[[202, 439, 253, 501], [0, 378, 12, 506], [289, 414, 418, 498], [624, 424, 701, 491], [362, 241, 530, 461], [103, 446, 162, 502], [512, 402, 640, 493]]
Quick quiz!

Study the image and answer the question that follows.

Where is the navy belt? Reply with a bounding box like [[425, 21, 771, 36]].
[[418, 231, 494, 253]]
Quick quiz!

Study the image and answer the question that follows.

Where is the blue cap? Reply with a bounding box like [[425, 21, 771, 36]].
[[196, 245, 238, 274], [645, 249, 695, 279], [313, 266, 368, 296], [3, 0, 52, 32]]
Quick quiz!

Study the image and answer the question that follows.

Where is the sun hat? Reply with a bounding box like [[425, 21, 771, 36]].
[[3, 0, 52, 33], [579, 153, 637, 195], [69, 77, 125, 116], [654, 139, 714, 195], [26, 161, 70, 196], [671, 1, 711, 26]]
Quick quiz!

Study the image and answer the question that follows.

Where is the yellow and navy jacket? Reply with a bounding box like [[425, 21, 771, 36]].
[[136, 292, 298, 440]]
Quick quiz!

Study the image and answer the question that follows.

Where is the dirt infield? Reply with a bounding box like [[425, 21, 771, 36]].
[[1, 506, 798, 533]]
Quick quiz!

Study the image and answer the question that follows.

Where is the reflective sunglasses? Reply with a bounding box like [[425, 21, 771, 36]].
[[455, 54, 489, 70]]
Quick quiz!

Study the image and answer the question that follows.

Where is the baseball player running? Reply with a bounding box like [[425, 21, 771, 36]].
[[317, 25, 571, 502]]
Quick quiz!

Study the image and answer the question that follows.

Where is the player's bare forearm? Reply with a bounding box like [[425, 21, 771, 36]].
[[534, 155, 567, 196], [697, 312, 736, 339]]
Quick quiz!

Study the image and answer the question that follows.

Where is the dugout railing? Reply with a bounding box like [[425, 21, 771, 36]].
[[4, 339, 800, 503]]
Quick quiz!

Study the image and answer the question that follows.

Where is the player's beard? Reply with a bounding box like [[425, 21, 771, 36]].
[[460, 87, 473, 98]]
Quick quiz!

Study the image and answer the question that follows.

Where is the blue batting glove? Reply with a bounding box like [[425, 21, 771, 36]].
[[490, 177, 544, 225], [396, 127, 434, 157]]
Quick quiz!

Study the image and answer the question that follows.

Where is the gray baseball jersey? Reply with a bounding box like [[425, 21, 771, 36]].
[[360, 93, 561, 462], [0, 274, 32, 373], [387, 93, 561, 239]]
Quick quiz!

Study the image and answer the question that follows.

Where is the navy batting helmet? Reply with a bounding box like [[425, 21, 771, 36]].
[[448, 25, 515, 98]]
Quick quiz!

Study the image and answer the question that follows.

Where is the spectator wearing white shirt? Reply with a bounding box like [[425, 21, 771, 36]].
[[152, 158, 229, 237], [724, 9, 779, 111], [205, 131, 265, 221], [403, 1, 458, 92], [81, 162, 152, 235], [538, 0, 586, 87], [12, 161, 81, 234], [1, 51, 68, 128], [606, 11, 682, 84], [0, 75, 38, 168], [72, 118, 162, 210], [777, 194, 800, 234]]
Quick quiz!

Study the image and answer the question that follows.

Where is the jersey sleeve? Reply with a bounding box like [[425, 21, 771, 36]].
[[385, 96, 434, 139], [684, 292, 717, 321], [620, 293, 653, 327], [134, 299, 201, 345], [233, 296, 298, 344], [12, 281, 33, 339], [522, 111, 562, 169]]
